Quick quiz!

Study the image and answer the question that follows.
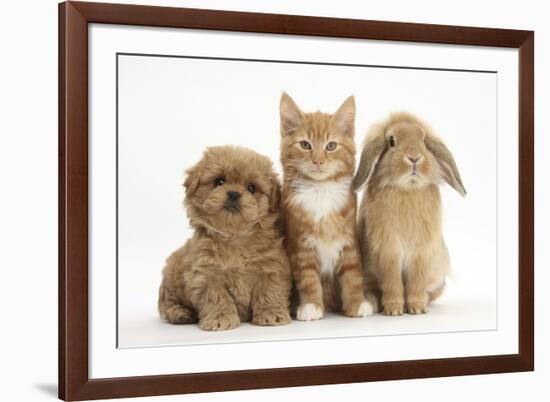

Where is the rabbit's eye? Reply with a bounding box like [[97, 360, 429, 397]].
[[389, 136, 396, 147]]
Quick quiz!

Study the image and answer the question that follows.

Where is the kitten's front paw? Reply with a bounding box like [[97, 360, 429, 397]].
[[296, 303, 324, 321], [344, 300, 375, 317], [252, 307, 291, 326], [199, 310, 240, 331], [382, 301, 405, 316], [407, 301, 429, 314]]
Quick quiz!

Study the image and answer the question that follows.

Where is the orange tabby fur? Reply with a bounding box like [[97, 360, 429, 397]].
[[279, 93, 373, 320]]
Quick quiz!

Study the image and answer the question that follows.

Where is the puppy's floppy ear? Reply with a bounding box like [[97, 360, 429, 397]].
[[332, 95, 356, 136], [425, 135, 467, 197], [183, 163, 201, 196], [269, 173, 282, 212], [353, 134, 386, 191], [280, 92, 304, 136]]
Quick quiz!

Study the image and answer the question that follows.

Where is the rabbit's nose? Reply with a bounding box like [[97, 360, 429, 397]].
[[407, 155, 422, 164]]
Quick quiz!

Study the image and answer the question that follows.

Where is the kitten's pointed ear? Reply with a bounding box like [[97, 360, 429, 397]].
[[332, 96, 356, 136], [280, 92, 304, 136], [425, 135, 467, 197]]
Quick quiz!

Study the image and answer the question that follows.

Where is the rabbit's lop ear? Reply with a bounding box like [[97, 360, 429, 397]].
[[353, 134, 386, 191], [425, 135, 467, 197]]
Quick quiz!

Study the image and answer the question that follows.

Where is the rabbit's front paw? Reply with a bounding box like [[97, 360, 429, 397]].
[[407, 301, 429, 314], [382, 301, 404, 316]]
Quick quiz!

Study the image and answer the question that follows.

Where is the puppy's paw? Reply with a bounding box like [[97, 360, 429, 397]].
[[199, 310, 240, 331], [252, 307, 291, 326], [344, 300, 375, 317], [382, 301, 405, 316], [407, 301, 429, 314], [163, 305, 197, 324], [296, 303, 323, 321]]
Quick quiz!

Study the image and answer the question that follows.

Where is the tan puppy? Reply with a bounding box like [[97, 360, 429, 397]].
[[354, 112, 466, 315], [158, 146, 292, 331]]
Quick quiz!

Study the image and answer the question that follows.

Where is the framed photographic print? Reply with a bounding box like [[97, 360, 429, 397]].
[[59, 1, 534, 400]]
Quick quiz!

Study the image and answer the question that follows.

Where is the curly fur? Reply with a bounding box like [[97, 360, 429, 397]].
[[158, 146, 292, 330], [354, 112, 466, 315]]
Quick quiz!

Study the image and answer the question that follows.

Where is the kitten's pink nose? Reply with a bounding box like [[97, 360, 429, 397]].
[[312, 160, 324, 167]]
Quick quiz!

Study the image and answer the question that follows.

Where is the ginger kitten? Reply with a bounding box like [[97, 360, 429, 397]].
[[279, 93, 373, 320]]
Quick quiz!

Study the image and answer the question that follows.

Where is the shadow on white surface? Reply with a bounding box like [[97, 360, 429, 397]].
[[33, 383, 57, 398], [119, 297, 496, 349]]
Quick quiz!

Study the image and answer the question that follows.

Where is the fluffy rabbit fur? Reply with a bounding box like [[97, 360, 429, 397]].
[[353, 112, 466, 315]]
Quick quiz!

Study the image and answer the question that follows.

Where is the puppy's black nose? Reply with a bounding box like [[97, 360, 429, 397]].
[[226, 191, 241, 201]]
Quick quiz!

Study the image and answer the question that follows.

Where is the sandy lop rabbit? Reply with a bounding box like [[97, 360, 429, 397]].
[[353, 112, 466, 315]]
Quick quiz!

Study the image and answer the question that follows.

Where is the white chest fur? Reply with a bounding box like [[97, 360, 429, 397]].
[[289, 177, 352, 222], [290, 177, 352, 277], [305, 236, 347, 277]]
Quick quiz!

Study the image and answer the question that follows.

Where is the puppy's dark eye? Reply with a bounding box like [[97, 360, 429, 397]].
[[214, 177, 225, 186], [247, 184, 256, 194], [389, 136, 396, 147], [325, 141, 337, 151], [300, 141, 312, 150]]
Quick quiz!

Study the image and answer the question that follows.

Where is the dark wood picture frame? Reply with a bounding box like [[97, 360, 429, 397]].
[[59, 1, 534, 400]]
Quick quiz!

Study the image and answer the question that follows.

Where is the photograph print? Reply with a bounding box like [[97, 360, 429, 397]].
[[116, 49, 497, 348]]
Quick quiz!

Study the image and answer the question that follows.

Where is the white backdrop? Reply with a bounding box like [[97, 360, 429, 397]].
[[1, 0, 548, 401], [117, 52, 498, 348]]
